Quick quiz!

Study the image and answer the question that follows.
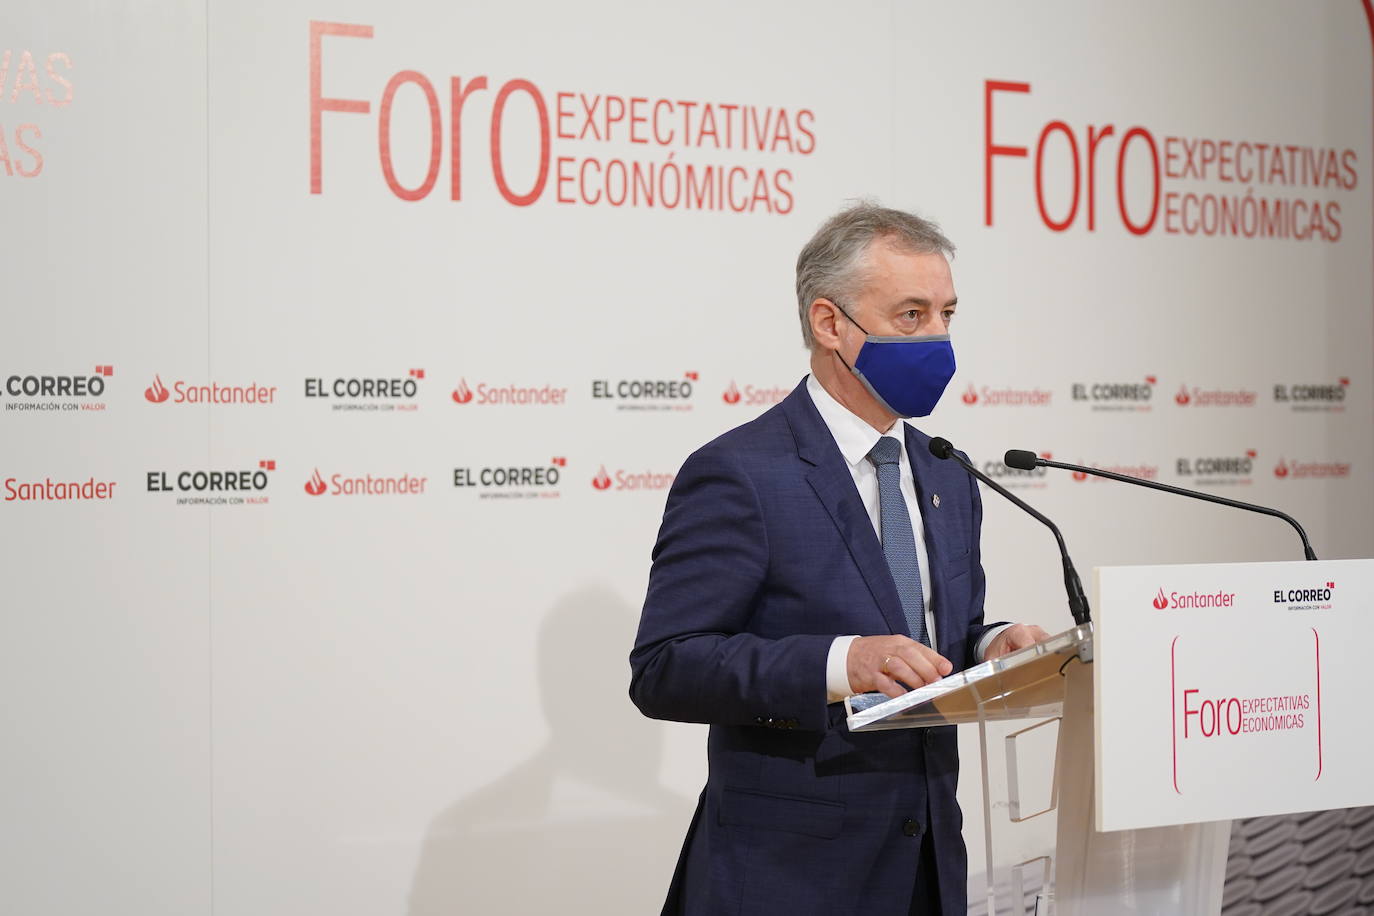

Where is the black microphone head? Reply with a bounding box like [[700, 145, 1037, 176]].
[[928, 437, 955, 460], [1004, 449, 1039, 471]]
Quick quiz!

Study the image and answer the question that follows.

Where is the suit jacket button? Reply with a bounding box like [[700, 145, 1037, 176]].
[[754, 716, 765, 725], [902, 818, 922, 837]]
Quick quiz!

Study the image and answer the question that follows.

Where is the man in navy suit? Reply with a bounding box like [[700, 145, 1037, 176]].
[[629, 203, 1049, 915]]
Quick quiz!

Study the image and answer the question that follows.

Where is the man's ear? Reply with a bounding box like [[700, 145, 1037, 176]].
[[809, 298, 842, 350]]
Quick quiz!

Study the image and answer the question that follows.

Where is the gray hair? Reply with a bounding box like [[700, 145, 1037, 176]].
[[794, 202, 955, 349]]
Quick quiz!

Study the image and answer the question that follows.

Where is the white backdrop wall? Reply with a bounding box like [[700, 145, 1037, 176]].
[[3, 1, 1372, 914]]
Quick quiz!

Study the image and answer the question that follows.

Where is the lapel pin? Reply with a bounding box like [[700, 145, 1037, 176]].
[[932, 493, 941, 508]]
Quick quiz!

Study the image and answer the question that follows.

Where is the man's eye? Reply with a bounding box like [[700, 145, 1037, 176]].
[[943, 311, 956, 321], [904, 310, 920, 320]]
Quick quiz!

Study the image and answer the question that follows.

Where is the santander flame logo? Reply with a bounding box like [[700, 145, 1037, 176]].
[[1175, 385, 1191, 406], [961, 384, 978, 405], [722, 380, 741, 404], [304, 468, 327, 496], [1274, 459, 1290, 479], [1152, 588, 1169, 610], [145, 374, 170, 403], [592, 466, 612, 490], [451, 379, 474, 404]]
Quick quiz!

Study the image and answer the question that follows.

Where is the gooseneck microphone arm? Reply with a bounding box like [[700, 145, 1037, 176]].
[[929, 438, 1091, 626], [1003, 450, 1318, 561]]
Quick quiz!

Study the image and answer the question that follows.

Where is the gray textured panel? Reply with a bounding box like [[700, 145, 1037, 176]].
[[1310, 878, 1362, 914], [1303, 829, 1355, 864], [1223, 808, 1374, 914]]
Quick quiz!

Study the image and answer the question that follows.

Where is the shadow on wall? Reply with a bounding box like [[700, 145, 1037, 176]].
[[407, 586, 692, 914]]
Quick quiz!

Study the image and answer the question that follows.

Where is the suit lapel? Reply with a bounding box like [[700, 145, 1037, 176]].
[[904, 423, 957, 659], [783, 383, 909, 638]]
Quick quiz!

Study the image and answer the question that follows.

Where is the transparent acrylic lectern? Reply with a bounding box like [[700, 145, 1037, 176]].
[[845, 622, 1230, 915]]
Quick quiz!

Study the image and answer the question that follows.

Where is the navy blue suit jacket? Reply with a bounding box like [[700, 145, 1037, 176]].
[[630, 380, 999, 915]]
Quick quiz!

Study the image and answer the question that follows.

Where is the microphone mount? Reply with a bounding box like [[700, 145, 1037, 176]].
[[1003, 450, 1318, 561], [930, 438, 1091, 625]]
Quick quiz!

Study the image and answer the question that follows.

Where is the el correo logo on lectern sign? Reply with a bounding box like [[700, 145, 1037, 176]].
[[1094, 559, 1374, 832]]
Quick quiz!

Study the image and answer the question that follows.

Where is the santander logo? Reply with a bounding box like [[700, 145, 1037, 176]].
[[145, 374, 170, 403], [1153, 587, 1234, 609], [1275, 459, 1290, 479], [590, 465, 675, 491], [1175, 383, 1256, 407], [452, 379, 474, 404], [719, 380, 788, 407], [961, 384, 978, 405], [305, 468, 327, 496]]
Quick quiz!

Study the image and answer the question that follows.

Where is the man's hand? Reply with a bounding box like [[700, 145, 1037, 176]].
[[983, 623, 1052, 661], [847, 635, 953, 699]]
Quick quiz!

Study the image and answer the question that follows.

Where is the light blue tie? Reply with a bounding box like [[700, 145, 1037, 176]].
[[867, 436, 929, 646]]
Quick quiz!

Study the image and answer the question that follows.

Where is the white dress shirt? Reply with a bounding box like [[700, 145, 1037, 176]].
[[806, 375, 1008, 701]]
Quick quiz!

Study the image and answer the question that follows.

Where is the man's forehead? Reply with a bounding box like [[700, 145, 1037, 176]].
[[860, 242, 956, 303]]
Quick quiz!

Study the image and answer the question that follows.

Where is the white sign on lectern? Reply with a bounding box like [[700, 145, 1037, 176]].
[[1095, 558, 1374, 832]]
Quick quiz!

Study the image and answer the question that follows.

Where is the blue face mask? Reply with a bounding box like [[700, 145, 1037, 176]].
[[836, 307, 956, 418]]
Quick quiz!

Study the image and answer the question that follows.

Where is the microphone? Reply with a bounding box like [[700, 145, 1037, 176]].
[[929, 437, 1091, 625], [1005, 450, 1318, 561]]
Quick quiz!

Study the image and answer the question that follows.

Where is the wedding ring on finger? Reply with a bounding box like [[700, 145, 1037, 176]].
[[882, 655, 894, 675]]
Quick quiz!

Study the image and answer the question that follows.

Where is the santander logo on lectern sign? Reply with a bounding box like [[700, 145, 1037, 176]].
[[1151, 587, 1235, 610]]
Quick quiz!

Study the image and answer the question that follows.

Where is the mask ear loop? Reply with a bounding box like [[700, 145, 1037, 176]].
[[825, 298, 869, 372]]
